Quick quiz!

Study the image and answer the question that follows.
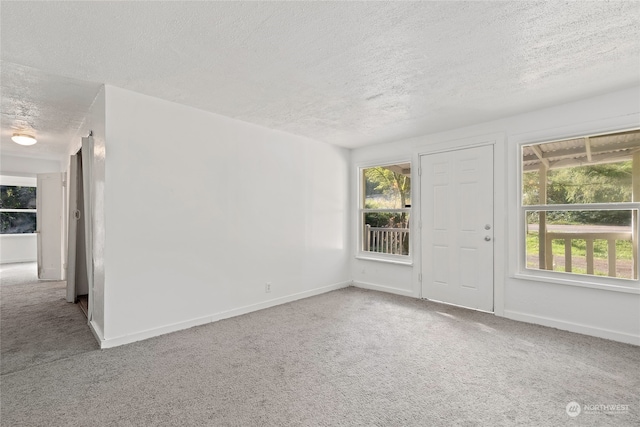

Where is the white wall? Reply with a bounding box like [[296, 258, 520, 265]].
[[351, 86, 640, 345], [0, 164, 59, 265], [0, 234, 36, 264], [101, 86, 350, 346], [0, 155, 63, 177]]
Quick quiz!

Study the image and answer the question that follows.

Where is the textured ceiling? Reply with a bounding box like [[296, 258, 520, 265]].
[[1, 62, 101, 159], [1, 1, 639, 159]]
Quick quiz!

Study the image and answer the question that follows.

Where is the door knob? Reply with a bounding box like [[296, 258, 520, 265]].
[[485, 224, 491, 230], [484, 236, 492, 241]]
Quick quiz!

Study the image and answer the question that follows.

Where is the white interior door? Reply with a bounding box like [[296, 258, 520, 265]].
[[420, 145, 494, 312], [81, 136, 94, 320], [37, 173, 64, 280], [67, 152, 90, 303], [67, 155, 78, 302]]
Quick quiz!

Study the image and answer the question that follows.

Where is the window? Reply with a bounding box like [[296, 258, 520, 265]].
[[521, 129, 639, 280], [0, 185, 37, 234], [360, 163, 411, 259]]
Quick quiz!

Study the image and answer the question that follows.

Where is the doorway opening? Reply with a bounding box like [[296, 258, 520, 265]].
[[66, 135, 94, 321]]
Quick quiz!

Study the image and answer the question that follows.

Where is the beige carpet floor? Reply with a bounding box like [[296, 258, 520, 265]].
[[1, 262, 639, 426]]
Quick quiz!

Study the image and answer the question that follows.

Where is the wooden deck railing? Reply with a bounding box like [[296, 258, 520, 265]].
[[545, 231, 633, 277], [364, 225, 409, 255]]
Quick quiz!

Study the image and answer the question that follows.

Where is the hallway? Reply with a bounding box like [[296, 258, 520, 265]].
[[0, 262, 98, 375]]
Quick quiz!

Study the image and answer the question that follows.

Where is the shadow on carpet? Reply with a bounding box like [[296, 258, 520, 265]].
[[1, 263, 99, 375]]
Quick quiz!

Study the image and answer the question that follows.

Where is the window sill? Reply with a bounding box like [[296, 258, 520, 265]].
[[355, 254, 413, 266], [513, 271, 640, 294], [0, 233, 37, 237]]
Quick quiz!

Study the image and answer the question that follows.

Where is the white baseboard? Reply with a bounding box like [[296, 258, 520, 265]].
[[89, 320, 105, 346], [100, 281, 351, 349], [0, 257, 37, 264], [503, 309, 640, 346], [38, 266, 63, 281], [352, 280, 415, 298]]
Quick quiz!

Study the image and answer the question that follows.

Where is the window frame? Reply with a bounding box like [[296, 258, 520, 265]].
[[516, 130, 640, 293], [0, 184, 37, 235], [357, 160, 413, 265]]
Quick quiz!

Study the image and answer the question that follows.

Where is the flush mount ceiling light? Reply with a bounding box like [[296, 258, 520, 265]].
[[11, 133, 37, 146]]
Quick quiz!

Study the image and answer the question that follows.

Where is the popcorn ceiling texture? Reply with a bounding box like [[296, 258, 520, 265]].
[[0, 63, 102, 158], [1, 1, 639, 156]]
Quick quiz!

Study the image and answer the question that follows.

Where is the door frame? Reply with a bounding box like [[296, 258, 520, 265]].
[[65, 137, 94, 321], [66, 154, 79, 303], [414, 133, 506, 316], [81, 137, 94, 322]]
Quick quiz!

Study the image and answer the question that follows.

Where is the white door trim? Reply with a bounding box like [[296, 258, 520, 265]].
[[81, 136, 94, 321], [66, 155, 79, 302]]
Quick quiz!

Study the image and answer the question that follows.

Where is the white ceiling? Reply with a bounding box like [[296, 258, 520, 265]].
[[1, 1, 639, 160], [1, 62, 101, 159]]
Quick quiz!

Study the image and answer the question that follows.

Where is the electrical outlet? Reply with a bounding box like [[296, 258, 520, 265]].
[[265, 282, 271, 293]]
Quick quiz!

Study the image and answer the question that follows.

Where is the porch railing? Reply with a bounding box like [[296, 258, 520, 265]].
[[545, 231, 633, 277], [364, 225, 409, 255]]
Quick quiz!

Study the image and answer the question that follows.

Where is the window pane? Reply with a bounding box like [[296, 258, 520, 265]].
[[525, 210, 636, 279], [522, 129, 639, 205], [0, 186, 36, 209], [1, 212, 37, 234], [363, 212, 410, 255], [363, 164, 411, 209]]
